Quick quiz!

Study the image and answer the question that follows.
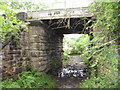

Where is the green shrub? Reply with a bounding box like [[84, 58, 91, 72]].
[[80, 75, 118, 88], [80, 2, 119, 88], [2, 71, 55, 88], [63, 53, 70, 60], [0, 2, 29, 42]]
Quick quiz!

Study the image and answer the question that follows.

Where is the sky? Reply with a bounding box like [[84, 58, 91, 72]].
[[10, 0, 119, 10], [18, 0, 93, 10], [18, 0, 119, 10], [64, 34, 84, 38], [37, 0, 93, 9]]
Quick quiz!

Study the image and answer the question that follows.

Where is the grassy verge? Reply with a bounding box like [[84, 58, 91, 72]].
[[2, 70, 55, 88]]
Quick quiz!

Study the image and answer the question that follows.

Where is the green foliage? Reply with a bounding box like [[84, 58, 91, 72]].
[[1, 0, 48, 11], [0, 0, 48, 42], [80, 2, 119, 88], [71, 35, 90, 55], [9, 1, 48, 11], [80, 75, 118, 88], [0, 2, 28, 42], [63, 34, 90, 55], [70, 48, 79, 55], [81, 1, 119, 70], [90, 2, 120, 40], [63, 53, 70, 60], [2, 70, 55, 88]]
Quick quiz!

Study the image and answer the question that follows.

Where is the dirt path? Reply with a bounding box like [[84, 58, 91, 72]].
[[63, 55, 86, 67]]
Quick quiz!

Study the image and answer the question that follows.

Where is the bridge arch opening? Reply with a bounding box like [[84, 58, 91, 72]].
[[62, 34, 90, 66]]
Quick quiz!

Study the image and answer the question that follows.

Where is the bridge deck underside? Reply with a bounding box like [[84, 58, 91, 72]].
[[27, 17, 92, 35]]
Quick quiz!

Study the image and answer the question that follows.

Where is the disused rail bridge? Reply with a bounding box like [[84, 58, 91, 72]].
[[2, 7, 93, 79]]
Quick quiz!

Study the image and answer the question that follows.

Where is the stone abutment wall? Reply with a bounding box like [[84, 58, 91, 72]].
[[1, 21, 63, 79]]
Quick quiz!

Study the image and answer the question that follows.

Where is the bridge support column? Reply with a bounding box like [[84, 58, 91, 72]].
[[26, 20, 63, 74]]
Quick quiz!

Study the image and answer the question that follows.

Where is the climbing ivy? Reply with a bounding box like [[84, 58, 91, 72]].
[[83, 1, 119, 71], [81, 2, 119, 88]]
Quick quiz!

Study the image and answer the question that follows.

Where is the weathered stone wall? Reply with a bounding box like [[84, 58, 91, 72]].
[[1, 20, 63, 79], [2, 33, 30, 80], [26, 21, 63, 73]]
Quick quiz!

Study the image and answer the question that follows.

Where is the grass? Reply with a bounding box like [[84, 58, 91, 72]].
[[2, 70, 55, 88], [80, 75, 118, 88]]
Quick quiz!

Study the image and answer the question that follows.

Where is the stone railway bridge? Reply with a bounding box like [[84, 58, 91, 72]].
[[1, 7, 93, 79]]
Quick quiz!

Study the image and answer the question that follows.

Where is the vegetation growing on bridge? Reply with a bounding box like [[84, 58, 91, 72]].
[[80, 2, 119, 88], [1, 1, 56, 89]]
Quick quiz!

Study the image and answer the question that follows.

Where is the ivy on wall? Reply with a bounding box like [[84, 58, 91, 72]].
[[81, 2, 119, 88]]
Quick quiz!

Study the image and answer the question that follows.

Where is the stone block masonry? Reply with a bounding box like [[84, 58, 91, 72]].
[[27, 20, 63, 73], [1, 20, 63, 79]]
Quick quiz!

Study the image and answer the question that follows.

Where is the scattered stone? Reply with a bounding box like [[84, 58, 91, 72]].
[[57, 65, 87, 78]]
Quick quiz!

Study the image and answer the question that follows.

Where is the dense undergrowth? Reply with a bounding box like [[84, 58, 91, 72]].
[[2, 69, 55, 88], [80, 2, 119, 88], [80, 75, 118, 88], [80, 47, 118, 88]]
